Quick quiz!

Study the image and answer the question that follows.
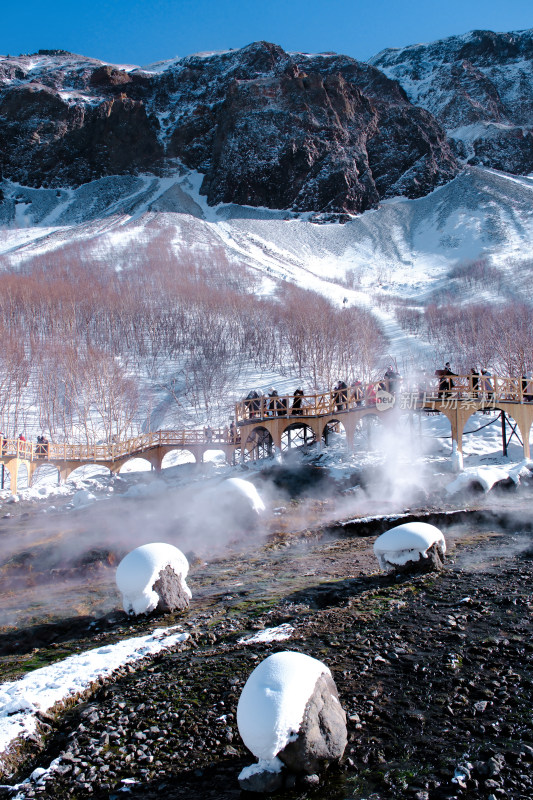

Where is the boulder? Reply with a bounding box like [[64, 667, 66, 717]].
[[384, 542, 444, 575], [152, 564, 190, 612], [278, 672, 347, 774]]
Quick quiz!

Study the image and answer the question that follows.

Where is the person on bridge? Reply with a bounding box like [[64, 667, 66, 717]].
[[277, 394, 288, 416], [333, 380, 348, 411], [470, 368, 480, 399], [437, 362, 456, 398], [268, 389, 279, 416], [384, 365, 401, 396], [365, 382, 377, 406], [481, 369, 493, 400], [204, 425, 213, 443], [245, 390, 260, 418], [350, 380, 364, 406], [18, 433, 26, 442], [291, 388, 304, 415]]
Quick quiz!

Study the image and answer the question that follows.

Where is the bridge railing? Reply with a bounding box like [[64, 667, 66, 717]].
[[0, 428, 235, 465], [235, 374, 533, 423], [418, 374, 532, 404], [235, 381, 386, 423]]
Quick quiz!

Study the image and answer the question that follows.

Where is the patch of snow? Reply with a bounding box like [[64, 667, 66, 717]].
[[238, 756, 284, 781], [0, 626, 188, 763], [238, 624, 294, 645], [237, 651, 330, 761], [70, 488, 97, 508], [116, 542, 191, 615], [446, 460, 533, 495]]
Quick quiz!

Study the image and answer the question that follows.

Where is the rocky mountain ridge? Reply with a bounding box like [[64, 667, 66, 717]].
[[0, 28, 531, 217], [371, 28, 533, 175]]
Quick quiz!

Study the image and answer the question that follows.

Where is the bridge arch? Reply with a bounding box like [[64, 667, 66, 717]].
[[280, 422, 316, 453], [321, 418, 348, 447], [161, 450, 196, 469], [201, 448, 230, 465], [66, 464, 113, 482], [353, 411, 387, 450], [117, 456, 155, 474], [30, 462, 61, 488], [244, 426, 274, 461]]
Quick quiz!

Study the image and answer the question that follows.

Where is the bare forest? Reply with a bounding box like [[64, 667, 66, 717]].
[[0, 227, 386, 442]]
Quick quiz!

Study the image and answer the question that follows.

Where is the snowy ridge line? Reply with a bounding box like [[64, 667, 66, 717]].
[[0, 627, 189, 772]]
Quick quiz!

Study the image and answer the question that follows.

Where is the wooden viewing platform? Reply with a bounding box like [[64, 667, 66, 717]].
[[1, 374, 532, 494]]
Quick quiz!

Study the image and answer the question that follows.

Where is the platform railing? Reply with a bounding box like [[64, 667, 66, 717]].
[[0, 428, 236, 464]]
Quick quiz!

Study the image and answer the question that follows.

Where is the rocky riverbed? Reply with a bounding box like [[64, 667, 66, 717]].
[[1, 500, 533, 799]]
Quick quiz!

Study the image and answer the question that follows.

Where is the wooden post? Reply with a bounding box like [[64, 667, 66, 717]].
[[501, 411, 508, 458]]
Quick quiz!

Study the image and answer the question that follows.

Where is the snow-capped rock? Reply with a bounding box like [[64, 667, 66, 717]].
[[237, 651, 346, 789], [373, 522, 446, 572], [116, 543, 191, 615]]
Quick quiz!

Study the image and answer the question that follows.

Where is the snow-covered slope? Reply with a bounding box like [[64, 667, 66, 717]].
[[1, 164, 532, 300]]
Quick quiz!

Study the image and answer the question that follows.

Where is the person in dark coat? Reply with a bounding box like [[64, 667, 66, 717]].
[[384, 365, 401, 396], [268, 389, 279, 416], [277, 395, 288, 416], [437, 362, 456, 398], [333, 380, 348, 411], [291, 388, 304, 415], [470, 368, 480, 398], [481, 369, 493, 400]]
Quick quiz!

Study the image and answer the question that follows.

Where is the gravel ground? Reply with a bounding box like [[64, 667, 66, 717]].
[[1, 510, 533, 800]]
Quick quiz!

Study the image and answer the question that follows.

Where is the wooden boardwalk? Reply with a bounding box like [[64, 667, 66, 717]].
[[1, 374, 532, 494]]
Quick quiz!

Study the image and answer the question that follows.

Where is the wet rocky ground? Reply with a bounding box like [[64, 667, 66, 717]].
[[1, 502, 533, 800]]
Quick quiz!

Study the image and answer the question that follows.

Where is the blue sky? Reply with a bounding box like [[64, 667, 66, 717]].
[[2, 0, 532, 65]]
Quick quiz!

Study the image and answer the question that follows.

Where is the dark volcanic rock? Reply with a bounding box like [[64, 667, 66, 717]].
[[371, 28, 533, 175], [0, 86, 163, 187], [152, 565, 190, 612], [278, 672, 347, 774], [0, 42, 457, 213], [238, 764, 285, 793], [381, 542, 445, 575]]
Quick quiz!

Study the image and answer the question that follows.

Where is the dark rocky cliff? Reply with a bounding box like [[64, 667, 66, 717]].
[[2, 31, 531, 216], [0, 43, 458, 216]]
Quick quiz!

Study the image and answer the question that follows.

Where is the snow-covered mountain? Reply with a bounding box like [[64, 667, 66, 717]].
[[371, 28, 533, 175], [0, 29, 532, 397]]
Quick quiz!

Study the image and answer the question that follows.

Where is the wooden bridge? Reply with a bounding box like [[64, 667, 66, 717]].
[[1, 374, 532, 494], [234, 374, 533, 462]]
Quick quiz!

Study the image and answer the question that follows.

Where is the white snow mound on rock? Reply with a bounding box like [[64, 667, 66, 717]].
[[237, 651, 330, 762], [373, 522, 446, 570], [116, 543, 191, 615], [212, 477, 265, 514]]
